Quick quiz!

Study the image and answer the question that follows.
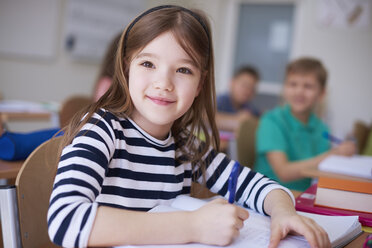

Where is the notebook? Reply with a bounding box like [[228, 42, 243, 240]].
[[318, 155, 372, 179], [116, 195, 362, 248], [296, 184, 372, 227]]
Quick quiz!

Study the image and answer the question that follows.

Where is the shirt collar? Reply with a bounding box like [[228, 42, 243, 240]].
[[283, 104, 317, 131]]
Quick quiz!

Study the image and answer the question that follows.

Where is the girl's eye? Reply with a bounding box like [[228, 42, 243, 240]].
[[141, 61, 155, 68], [177, 67, 192, 75]]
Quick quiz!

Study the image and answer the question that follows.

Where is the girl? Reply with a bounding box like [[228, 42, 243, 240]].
[[48, 5, 330, 248]]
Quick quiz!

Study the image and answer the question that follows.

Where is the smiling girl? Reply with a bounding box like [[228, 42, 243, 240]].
[[48, 6, 330, 248]]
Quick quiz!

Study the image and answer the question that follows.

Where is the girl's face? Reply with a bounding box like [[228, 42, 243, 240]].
[[283, 72, 324, 115], [128, 31, 202, 140]]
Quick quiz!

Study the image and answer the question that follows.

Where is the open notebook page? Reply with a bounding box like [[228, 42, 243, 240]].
[[116, 195, 362, 248]]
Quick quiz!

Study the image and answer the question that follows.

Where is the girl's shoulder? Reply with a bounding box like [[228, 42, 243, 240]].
[[91, 108, 130, 124]]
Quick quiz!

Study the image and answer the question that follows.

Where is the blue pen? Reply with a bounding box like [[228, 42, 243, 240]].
[[228, 161, 240, 204], [322, 131, 343, 145]]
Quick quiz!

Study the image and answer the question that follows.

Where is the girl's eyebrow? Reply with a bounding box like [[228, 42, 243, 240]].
[[135, 52, 157, 60]]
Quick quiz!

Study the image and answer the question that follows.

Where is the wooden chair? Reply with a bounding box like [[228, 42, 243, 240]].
[[59, 95, 92, 128], [0, 136, 62, 248], [236, 119, 258, 169], [353, 120, 371, 154]]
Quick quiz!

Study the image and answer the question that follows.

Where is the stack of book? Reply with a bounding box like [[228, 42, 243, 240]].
[[315, 176, 372, 213], [296, 180, 372, 227]]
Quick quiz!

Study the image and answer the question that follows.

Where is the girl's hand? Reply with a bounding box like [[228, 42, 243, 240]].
[[190, 198, 249, 246], [269, 210, 331, 248]]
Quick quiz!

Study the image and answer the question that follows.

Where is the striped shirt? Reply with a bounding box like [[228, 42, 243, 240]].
[[47, 109, 293, 248]]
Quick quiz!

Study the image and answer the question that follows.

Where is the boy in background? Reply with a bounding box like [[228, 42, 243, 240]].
[[254, 57, 355, 191], [216, 66, 260, 132]]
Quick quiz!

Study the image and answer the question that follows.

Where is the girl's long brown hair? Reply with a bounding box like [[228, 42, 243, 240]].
[[60, 6, 220, 180]]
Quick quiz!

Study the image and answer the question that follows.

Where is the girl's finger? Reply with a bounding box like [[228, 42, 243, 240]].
[[268, 226, 285, 248], [237, 207, 249, 220]]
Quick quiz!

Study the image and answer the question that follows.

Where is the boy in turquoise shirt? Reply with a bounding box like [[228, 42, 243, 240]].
[[255, 57, 356, 191]]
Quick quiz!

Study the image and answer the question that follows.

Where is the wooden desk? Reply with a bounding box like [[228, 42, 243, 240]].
[[0, 160, 23, 180], [0, 112, 52, 122]]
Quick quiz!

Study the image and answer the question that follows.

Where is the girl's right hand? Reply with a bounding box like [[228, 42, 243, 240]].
[[190, 198, 249, 246]]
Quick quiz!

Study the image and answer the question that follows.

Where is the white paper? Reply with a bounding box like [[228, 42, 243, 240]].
[[318, 155, 372, 179], [116, 195, 362, 248]]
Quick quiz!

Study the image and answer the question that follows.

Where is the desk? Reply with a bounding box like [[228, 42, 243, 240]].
[[0, 160, 23, 180], [0, 100, 60, 128], [0, 112, 52, 122]]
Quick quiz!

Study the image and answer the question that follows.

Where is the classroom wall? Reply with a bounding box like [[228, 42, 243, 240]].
[[0, 0, 99, 103], [292, 0, 372, 137], [0, 0, 371, 136]]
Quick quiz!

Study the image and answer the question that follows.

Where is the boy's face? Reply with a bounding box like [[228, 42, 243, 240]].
[[283, 72, 324, 114], [230, 73, 257, 106]]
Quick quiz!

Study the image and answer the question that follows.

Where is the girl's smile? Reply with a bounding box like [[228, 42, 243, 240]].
[[147, 95, 176, 106]]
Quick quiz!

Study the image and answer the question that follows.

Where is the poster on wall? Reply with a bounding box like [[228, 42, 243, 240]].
[[0, 0, 59, 60], [317, 0, 371, 29], [64, 0, 145, 62]]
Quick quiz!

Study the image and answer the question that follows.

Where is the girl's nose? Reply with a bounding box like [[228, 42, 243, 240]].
[[153, 70, 174, 91]]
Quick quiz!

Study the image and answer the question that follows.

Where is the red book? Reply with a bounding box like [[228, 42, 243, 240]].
[[295, 184, 372, 227]]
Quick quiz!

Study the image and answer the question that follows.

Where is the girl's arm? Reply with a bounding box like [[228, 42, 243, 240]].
[[263, 189, 331, 248], [267, 140, 356, 182], [89, 198, 249, 247]]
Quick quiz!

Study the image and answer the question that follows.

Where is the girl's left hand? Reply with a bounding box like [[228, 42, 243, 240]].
[[268, 210, 331, 248]]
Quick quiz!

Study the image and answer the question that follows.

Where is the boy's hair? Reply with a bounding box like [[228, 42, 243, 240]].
[[286, 57, 328, 88], [233, 65, 260, 82], [61, 6, 219, 176]]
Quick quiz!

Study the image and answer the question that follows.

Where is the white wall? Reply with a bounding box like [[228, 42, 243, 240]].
[[292, 0, 372, 137], [0, 0, 99, 103]]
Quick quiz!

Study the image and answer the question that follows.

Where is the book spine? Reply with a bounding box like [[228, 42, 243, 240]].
[[318, 176, 372, 194]]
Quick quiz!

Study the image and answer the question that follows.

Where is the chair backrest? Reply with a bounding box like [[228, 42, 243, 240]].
[[353, 120, 371, 154], [236, 119, 258, 169], [59, 95, 92, 128], [15, 136, 63, 248]]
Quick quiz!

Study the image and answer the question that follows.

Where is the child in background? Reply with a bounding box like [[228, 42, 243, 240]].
[[255, 57, 356, 191], [216, 66, 260, 132], [92, 33, 121, 102], [48, 6, 330, 248]]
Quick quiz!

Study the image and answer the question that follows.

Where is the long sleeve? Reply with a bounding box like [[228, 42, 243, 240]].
[[47, 110, 115, 247], [194, 148, 294, 215]]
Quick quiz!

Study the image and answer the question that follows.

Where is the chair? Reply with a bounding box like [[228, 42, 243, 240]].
[[59, 95, 92, 128], [353, 120, 371, 154], [0, 136, 62, 248], [236, 118, 258, 169]]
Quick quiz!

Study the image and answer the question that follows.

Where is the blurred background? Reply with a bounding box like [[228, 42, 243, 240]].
[[0, 0, 371, 138]]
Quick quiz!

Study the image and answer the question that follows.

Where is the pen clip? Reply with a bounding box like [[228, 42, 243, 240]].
[[228, 161, 240, 204]]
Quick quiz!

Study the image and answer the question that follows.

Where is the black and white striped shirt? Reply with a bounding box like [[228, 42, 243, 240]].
[[47, 109, 293, 248]]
